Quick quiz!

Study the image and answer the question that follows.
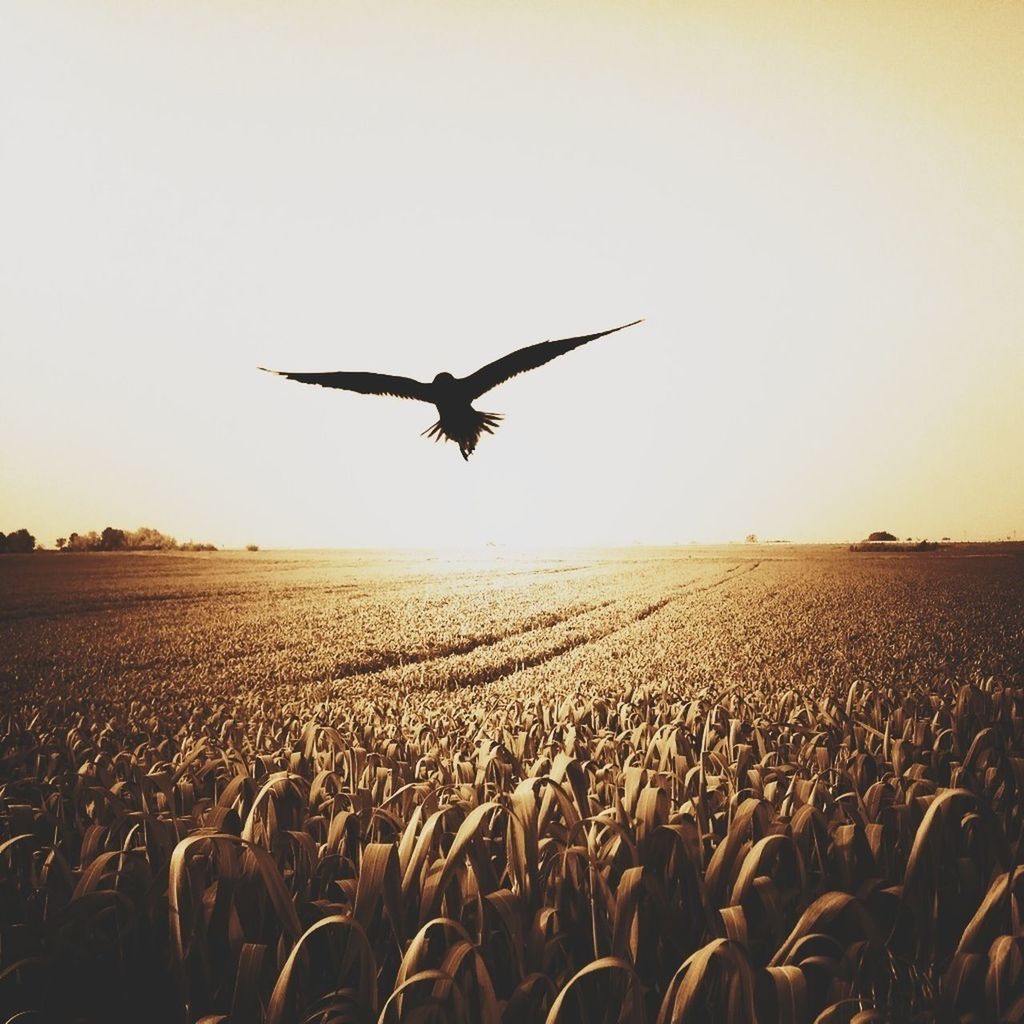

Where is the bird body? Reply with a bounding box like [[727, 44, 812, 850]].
[[260, 319, 642, 460], [418, 371, 502, 459]]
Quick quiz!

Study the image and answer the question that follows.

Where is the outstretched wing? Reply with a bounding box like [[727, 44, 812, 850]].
[[462, 319, 643, 399], [259, 368, 434, 402]]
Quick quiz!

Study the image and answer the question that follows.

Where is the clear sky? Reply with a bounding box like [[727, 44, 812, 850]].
[[2, 1, 1022, 548]]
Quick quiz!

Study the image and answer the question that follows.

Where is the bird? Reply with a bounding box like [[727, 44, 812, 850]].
[[260, 319, 643, 460]]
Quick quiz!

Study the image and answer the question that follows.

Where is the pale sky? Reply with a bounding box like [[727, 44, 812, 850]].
[[2, 1, 1022, 548]]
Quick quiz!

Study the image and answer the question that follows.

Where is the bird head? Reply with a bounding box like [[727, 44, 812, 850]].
[[432, 372, 455, 385]]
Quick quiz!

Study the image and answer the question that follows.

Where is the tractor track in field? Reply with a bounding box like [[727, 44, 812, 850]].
[[333, 561, 761, 692], [333, 598, 619, 680]]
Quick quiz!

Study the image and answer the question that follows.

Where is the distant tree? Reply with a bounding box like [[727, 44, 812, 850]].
[[745, 534, 758, 544], [3, 528, 36, 553], [867, 531, 898, 542], [100, 527, 127, 551], [66, 531, 101, 551], [246, 544, 259, 552], [56, 537, 67, 550], [126, 527, 178, 550]]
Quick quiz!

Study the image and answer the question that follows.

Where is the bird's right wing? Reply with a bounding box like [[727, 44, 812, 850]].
[[259, 368, 434, 402], [462, 319, 643, 399]]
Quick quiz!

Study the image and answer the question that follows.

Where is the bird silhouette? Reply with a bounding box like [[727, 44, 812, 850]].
[[260, 319, 643, 460]]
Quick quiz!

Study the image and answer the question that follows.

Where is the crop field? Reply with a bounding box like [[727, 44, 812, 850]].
[[1, 546, 1023, 1022]]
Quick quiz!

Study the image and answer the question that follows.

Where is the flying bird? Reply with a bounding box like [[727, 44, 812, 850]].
[[260, 319, 643, 460]]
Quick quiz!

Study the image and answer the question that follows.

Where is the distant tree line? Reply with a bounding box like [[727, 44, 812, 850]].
[[54, 527, 216, 552], [849, 529, 940, 552], [0, 529, 36, 553], [3, 526, 224, 553], [850, 539, 939, 552]]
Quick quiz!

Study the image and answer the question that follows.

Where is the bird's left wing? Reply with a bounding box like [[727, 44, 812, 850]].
[[462, 319, 643, 399], [259, 368, 434, 402]]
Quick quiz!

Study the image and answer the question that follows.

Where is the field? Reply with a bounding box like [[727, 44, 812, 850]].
[[1, 546, 1023, 1022]]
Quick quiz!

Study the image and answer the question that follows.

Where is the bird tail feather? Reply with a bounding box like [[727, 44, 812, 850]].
[[421, 410, 503, 460]]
